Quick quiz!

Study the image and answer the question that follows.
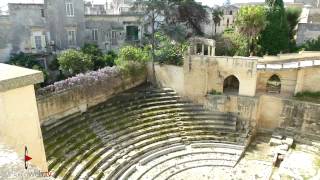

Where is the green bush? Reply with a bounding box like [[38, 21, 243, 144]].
[[102, 51, 117, 67], [155, 33, 187, 66], [115, 45, 149, 65], [221, 28, 249, 56], [115, 45, 149, 76], [58, 49, 93, 76], [81, 43, 105, 70], [9, 52, 42, 69], [294, 91, 320, 103], [208, 89, 222, 95], [8, 52, 49, 86]]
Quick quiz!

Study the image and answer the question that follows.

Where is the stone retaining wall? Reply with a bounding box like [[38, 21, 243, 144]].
[[204, 94, 320, 135], [36, 74, 146, 123]]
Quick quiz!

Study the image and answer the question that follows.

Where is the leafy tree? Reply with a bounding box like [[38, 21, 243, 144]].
[[116, 46, 149, 64], [286, 7, 302, 52], [259, 0, 290, 55], [115, 45, 150, 76], [212, 8, 223, 35], [133, 0, 167, 80], [102, 51, 117, 67], [8, 52, 49, 86], [174, 0, 209, 36], [81, 43, 105, 70], [222, 28, 249, 56], [9, 52, 42, 69], [235, 5, 267, 56], [133, 0, 207, 78], [159, 24, 188, 43], [58, 49, 93, 76], [155, 32, 188, 66]]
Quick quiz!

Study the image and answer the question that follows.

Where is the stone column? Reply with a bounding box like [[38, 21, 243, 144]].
[[0, 64, 47, 172], [193, 44, 197, 55], [294, 68, 305, 94], [201, 44, 205, 55], [212, 46, 216, 56]]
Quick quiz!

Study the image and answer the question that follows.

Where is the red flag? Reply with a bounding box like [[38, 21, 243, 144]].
[[25, 155, 32, 162]]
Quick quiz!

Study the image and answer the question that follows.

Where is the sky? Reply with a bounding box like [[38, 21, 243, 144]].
[[0, 0, 294, 12]]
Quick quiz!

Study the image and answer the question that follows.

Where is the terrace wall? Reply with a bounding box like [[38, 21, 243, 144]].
[[36, 74, 146, 123], [203, 94, 320, 135], [153, 63, 320, 136]]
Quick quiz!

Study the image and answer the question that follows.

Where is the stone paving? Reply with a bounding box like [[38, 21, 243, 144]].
[[272, 144, 320, 180]]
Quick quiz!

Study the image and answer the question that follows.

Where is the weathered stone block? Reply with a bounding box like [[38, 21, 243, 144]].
[[284, 137, 294, 147], [279, 144, 289, 151], [270, 138, 282, 146]]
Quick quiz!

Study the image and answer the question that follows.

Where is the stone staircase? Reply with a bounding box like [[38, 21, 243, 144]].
[[41, 84, 247, 180]]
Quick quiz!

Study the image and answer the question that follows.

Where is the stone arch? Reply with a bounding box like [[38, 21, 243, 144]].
[[266, 74, 281, 93], [223, 75, 240, 94]]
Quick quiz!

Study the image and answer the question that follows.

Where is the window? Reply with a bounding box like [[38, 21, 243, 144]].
[[111, 31, 117, 45], [65, 0, 74, 17], [105, 31, 110, 39], [35, 36, 42, 50], [67, 30, 76, 46], [227, 19, 229, 27], [41, 9, 45, 17], [92, 29, 98, 41], [112, 31, 117, 39], [229, 11, 232, 15]]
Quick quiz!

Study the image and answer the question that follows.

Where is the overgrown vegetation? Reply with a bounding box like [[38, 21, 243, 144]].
[[259, 0, 290, 55], [286, 7, 302, 52], [216, 28, 249, 56], [57, 44, 117, 77], [235, 5, 267, 56], [8, 52, 49, 86], [208, 90, 222, 95], [155, 32, 188, 66], [216, 0, 302, 57], [37, 66, 121, 96], [81, 43, 117, 70], [115, 45, 149, 76], [58, 49, 93, 76], [294, 91, 320, 103]]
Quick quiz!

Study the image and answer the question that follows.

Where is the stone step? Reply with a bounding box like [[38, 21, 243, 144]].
[[190, 142, 245, 151], [139, 145, 187, 166], [134, 150, 240, 180], [88, 91, 178, 111], [84, 134, 181, 179], [156, 159, 235, 180]]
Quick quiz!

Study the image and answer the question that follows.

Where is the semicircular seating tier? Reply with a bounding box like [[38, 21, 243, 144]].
[[41, 84, 248, 180]]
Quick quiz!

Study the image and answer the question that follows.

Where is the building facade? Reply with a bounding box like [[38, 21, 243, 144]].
[[0, 0, 142, 63], [202, 5, 239, 37]]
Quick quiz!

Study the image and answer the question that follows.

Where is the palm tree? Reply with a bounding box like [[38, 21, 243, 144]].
[[212, 8, 223, 36]]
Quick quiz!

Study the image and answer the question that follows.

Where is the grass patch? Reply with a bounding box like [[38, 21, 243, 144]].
[[294, 91, 320, 103], [208, 90, 222, 95]]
